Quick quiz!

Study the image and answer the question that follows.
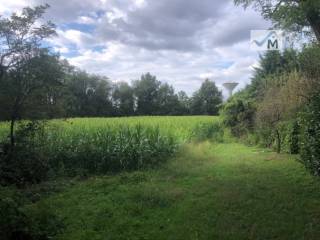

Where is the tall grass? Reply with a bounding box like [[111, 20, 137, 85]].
[[0, 116, 222, 177]]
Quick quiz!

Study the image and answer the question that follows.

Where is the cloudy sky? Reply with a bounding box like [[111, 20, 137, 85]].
[[0, 0, 271, 96]]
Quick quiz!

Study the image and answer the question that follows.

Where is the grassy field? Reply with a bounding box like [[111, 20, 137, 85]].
[[0, 116, 222, 177], [0, 116, 219, 142], [2, 116, 320, 239], [30, 141, 320, 240]]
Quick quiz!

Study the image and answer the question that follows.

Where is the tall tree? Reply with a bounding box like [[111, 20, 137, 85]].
[[156, 83, 180, 115], [0, 5, 56, 80], [234, 0, 320, 42], [0, 5, 60, 148], [113, 82, 134, 116], [191, 79, 222, 115], [64, 70, 113, 117], [177, 91, 191, 115], [248, 49, 299, 100], [133, 73, 161, 115]]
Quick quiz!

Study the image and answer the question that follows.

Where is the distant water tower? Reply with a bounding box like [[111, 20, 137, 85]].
[[223, 82, 239, 98]]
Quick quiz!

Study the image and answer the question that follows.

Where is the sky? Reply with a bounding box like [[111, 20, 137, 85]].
[[0, 0, 271, 96]]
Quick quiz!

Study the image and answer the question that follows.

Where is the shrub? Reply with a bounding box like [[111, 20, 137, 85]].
[[0, 186, 63, 240], [0, 121, 49, 186], [299, 45, 320, 80], [222, 97, 255, 137], [0, 187, 28, 240], [299, 95, 320, 175], [278, 120, 300, 154]]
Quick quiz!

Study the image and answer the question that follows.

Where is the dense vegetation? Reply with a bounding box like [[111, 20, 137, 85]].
[[0, 67, 222, 119], [229, 0, 320, 175], [1, 0, 320, 239], [0, 116, 223, 240], [0, 116, 222, 185], [222, 45, 320, 175]]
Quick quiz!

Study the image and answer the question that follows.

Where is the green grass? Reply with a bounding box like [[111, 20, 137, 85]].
[[33, 142, 320, 240], [0, 116, 220, 142], [0, 116, 222, 176]]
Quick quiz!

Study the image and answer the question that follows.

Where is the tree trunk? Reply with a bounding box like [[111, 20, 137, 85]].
[[301, 0, 320, 43], [275, 129, 281, 154], [307, 16, 320, 43], [9, 115, 16, 149], [9, 98, 21, 150]]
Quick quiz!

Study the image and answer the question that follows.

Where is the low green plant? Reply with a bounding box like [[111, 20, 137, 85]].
[[0, 186, 64, 240]]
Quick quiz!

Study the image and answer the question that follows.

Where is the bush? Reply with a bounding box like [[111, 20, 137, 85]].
[[278, 120, 300, 154], [299, 95, 320, 175], [0, 186, 63, 240], [192, 121, 224, 142], [299, 44, 320, 80], [222, 97, 255, 137], [0, 187, 28, 240], [0, 121, 49, 186]]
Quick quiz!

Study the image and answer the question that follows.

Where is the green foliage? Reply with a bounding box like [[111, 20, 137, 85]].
[[48, 124, 178, 175], [133, 73, 162, 115], [278, 120, 300, 154], [248, 50, 299, 100], [299, 44, 320, 80], [0, 5, 61, 120], [234, 0, 320, 41], [192, 121, 224, 142], [0, 117, 221, 183], [221, 46, 319, 157], [64, 70, 114, 117], [0, 187, 28, 240], [222, 95, 255, 137], [299, 95, 320, 175], [156, 83, 181, 115], [0, 186, 63, 240], [177, 91, 191, 114], [112, 82, 135, 116], [43, 117, 221, 176], [0, 121, 49, 186], [191, 79, 222, 115]]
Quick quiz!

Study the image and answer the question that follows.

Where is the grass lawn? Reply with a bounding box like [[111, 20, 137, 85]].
[[36, 142, 320, 240]]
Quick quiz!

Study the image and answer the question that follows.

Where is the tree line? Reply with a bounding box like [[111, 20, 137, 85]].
[[0, 6, 222, 122], [0, 61, 223, 120]]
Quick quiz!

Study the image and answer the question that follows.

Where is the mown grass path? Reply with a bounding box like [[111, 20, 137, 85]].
[[40, 142, 320, 240]]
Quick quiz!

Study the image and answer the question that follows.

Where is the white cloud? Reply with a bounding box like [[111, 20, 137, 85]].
[[76, 16, 96, 25], [48, 29, 98, 52], [0, 0, 27, 15], [0, 0, 271, 96]]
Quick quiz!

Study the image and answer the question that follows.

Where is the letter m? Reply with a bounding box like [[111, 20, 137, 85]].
[[268, 39, 278, 49]]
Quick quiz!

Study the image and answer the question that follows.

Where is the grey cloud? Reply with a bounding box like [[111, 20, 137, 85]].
[[96, 0, 230, 51], [205, 8, 270, 47], [28, 0, 101, 22], [4, 0, 269, 96], [28, 0, 270, 52]]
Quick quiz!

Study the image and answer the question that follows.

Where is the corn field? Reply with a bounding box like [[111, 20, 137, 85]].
[[0, 116, 222, 177]]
